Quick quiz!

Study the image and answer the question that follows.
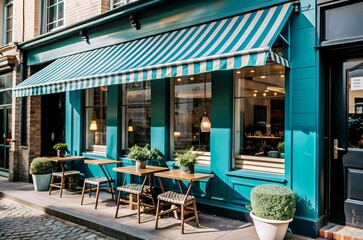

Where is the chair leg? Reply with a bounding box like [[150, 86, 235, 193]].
[[181, 204, 185, 234], [193, 200, 200, 226], [89, 183, 92, 197], [81, 181, 87, 205], [95, 183, 100, 209], [49, 175, 54, 195], [60, 176, 65, 197], [115, 190, 121, 218], [155, 199, 161, 229], [137, 194, 140, 223]]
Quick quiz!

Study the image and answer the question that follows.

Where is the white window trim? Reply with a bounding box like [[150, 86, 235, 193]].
[[3, 0, 13, 45]]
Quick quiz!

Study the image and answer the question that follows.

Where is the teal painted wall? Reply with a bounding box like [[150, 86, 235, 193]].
[[150, 79, 170, 159], [106, 85, 122, 160]]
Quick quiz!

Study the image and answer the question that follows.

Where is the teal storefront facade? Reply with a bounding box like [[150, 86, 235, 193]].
[[15, 0, 323, 237]]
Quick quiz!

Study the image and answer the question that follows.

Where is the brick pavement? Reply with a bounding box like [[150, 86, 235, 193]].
[[0, 198, 116, 240]]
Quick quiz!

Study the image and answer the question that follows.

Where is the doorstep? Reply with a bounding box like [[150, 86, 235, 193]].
[[319, 223, 363, 240]]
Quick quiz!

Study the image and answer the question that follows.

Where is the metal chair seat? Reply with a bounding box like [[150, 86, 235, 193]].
[[157, 191, 195, 205]]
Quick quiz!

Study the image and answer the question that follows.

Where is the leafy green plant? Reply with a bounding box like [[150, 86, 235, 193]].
[[128, 144, 162, 162], [176, 147, 199, 167], [53, 143, 69, 153], [250, 184, 296, 220], [29, 157, 52, 175], [277, 141, 284, 153]]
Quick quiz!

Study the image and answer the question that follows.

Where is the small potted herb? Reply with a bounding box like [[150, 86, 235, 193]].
[[249, 184, 296, 240], [53, 143, 70, 157], [277, 141, 284, 158], [128, 144, 162, 169], [29, 157, 53, 191], [176, 147, 199, 174]]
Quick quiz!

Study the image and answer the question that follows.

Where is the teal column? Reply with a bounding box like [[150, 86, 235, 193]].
[[150, 79, 170, 159], [65, 90, 83, 156], [210, 70, 233, 201], [106, 85, 122, 160]]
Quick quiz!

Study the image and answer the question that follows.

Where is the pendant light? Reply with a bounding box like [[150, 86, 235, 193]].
[[89, 111, 98, 131], [200, 111, 211, 132], [127, 119, 134, 132]]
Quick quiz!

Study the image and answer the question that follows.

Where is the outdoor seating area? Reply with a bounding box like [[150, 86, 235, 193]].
[[37, 156, 216, 235]]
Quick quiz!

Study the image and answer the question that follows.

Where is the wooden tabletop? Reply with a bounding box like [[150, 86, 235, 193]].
[[84, 159, 121, 166], [112, 165, 169, 176], [154, 169, 214, 182], [42, 156, 85, 163]]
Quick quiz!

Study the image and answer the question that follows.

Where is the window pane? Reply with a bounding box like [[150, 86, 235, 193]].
[[58, 2, 64, 19], [234, 62, 285, 166], [122, 82, 151, 150], [6, 32, 12, 44], [173, 73, 211, 151], [48, 6, 56, 23], [6, 18, 13, 30], [84, 87, 107, 152], [0, 91, 12, 105]]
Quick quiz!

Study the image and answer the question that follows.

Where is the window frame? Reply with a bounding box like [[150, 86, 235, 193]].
[[41, 0, 64, 34], [3, 0, 13, 45]]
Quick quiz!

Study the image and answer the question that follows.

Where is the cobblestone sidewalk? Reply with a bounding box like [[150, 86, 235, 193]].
[[0, 198, 116, 240]]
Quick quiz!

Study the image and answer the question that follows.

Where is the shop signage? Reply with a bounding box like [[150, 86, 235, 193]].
[[351, 77, 363, 90]]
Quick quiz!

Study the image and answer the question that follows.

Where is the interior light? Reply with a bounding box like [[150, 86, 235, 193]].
[[280, 74, 285, 78], [263, 93, 267, 97], [236, 71, 241, 74], [274, 92, 278, 96], [127, 119, 134, 132], [254, 90, 258, 93], [253, 93, 257, 97], [174, 132, 181, 137], [250, 70, 255, 73], [177, 78, 181, 82], [200, 112, 211, 132], [261, 76, 266, 79], [265, 90, 269, 92], [89, 120, 98, 131], [190, 77, 194, 80]]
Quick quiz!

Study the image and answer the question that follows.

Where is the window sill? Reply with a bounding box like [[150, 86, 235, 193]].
[[166, 161, 212, 174], [82, 152, 107, 159], [226, 169, 286, 183]]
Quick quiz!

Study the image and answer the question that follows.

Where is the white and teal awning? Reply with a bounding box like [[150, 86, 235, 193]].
[[13, 2, 292, 97]]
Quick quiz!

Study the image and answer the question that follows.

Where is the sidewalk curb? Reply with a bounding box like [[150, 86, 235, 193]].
[[0, 191, 165, 240]]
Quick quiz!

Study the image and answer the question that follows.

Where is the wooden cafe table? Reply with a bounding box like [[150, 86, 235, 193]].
[[42, 156, 85, 197], [112, 165, 169, 223], [153, 169, 214, 234]]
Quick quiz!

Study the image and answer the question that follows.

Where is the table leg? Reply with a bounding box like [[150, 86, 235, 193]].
[[100, 165, 115, 202]]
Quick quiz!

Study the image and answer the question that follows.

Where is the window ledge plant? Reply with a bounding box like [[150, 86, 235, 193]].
[[53, 143, 70, 157], [128, 144, 162, 169], [176, 147, 199, 174]]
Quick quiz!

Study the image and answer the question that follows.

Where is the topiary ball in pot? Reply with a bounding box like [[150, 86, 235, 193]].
[[251, 184, 296, 221]]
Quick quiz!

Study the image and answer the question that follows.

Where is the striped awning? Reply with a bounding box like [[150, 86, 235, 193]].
[[13, 2, 292, 97]]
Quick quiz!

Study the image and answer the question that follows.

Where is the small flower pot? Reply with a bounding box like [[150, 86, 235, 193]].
[[181, 165, 194, 174], [135, 160, 146, 169], [57, 150, 65, 158]]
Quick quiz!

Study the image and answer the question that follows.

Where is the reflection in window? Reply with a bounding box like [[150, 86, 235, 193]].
[[4, 0, 13, 44], [0, 73, 12, 105], [173, 74, 211, 152], [122, 81, 151, 150], [234, 62, 285, 173], [84, 87, 107, 153], [348, 63, 363, 149], [43, 0, 64, 32]]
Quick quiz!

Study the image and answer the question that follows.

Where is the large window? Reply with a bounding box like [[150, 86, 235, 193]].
[[84, 87, 107, 153], [173, 74, 211, 153], [3, 0, 13, 45], [42, 0, 64, 33], [234, 62, 285, 174], [122, 81, 151, 150], [0, 73, 12, 105]]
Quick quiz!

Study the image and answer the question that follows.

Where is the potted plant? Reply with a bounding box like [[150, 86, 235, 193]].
[[29, 157, 53, 191], [53, 143, 69, 157], [249, 184, 296, 240], [128, 144, 162, 169], [176, 147, 199, 174], [277, 141, 284, 158]]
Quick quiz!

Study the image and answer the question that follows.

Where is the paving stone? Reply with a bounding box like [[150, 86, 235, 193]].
[[0, 199, 116, 240]]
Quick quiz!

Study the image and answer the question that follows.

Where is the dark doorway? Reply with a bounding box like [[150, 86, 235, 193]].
[[0, 106, 11, 177], [325, 51, 363, 228], [41, 93, 65, 156]]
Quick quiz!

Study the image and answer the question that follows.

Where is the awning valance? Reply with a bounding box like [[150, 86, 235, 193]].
[[13, 2, 292, 97]]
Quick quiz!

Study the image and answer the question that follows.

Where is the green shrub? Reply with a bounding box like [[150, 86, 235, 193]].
[[53, 143, 70, 153], [250, 184, 296, 220], [29, 158, 52, 175], [128, 144, 162, 161], [176, 147, 199, 167]]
